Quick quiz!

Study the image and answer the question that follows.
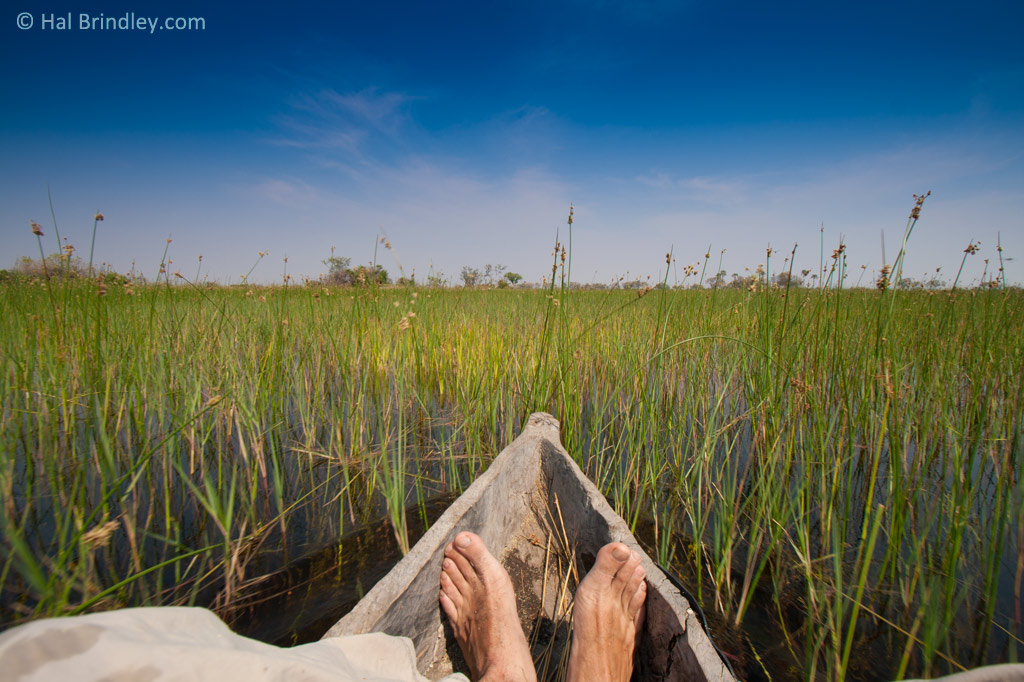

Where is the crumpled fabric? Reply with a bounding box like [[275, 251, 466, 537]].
[[900, 665, 1024, 682], [0, 606, 469, 682]]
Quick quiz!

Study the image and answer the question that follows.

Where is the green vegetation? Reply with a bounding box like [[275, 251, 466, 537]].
[[323, 255, 391, 286], [1, 214, 1021, 681]]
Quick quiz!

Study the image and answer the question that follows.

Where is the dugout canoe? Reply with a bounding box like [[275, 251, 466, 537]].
[[323, 412, 736, 682]]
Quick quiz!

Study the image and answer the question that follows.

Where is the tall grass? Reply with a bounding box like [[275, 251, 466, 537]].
[[1, 238, 1021, 680]]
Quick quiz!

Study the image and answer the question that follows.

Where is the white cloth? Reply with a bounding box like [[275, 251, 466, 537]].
[[0, 607, 468, 682], [901, 665, 1024, 682]]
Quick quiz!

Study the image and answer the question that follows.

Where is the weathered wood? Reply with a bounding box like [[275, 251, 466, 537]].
[[323, 412, 735, 682]]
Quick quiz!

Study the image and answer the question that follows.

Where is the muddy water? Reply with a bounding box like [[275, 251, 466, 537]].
[[231, 495, 455, 646]]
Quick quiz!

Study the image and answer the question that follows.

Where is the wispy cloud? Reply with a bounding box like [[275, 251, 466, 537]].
[[636, 172, 750, 205], [268, 86, 418, 158], [255, 178, 326, 204], [314, 88, 415, 136]]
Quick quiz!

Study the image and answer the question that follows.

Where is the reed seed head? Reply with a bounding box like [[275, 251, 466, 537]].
[[909, 190, 931, 220], [30, 221, 44, 236], [876, 264, 892, 291], [94, 212, 104, 222], [82, 520, 120, 549]]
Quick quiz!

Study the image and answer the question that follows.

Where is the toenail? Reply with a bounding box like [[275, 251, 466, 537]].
[[612, 545, 630, 560], [443, 558, 452, 568], [456, 534, 472, 548]]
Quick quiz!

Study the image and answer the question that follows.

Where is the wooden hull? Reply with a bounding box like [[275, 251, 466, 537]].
[[323, 413, 735, 682]]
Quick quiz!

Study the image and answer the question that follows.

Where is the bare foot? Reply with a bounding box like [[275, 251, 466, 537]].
[[567, 542, 647, 682], [439, 531, 537, 682]]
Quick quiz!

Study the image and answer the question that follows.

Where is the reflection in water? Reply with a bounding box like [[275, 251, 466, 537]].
[[232, 495, 454, 646]]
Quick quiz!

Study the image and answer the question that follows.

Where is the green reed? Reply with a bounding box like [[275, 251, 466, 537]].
[[1, 240, 1022, 680]]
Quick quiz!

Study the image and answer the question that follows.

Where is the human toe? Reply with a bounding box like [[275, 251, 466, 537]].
[[440, 564, 466, 605], [442, 556, 470, 592], [592, 542, 633, 582], [621, 563, 645, 608], [627, 579, 647, 622], [451, 531, 504, 581]]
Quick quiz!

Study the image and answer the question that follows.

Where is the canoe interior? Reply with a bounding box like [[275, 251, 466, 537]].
[[324, 413, 734, 682]]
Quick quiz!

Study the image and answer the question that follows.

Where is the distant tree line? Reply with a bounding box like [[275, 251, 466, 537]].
[[322, 256, 390, 286], [2, 249, 1002, 291], [1, 253, 129, 285], [459, 264, 522, 288]]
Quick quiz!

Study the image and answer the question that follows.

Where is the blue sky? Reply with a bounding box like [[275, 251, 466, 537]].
[[2, 0, 1022, 286]]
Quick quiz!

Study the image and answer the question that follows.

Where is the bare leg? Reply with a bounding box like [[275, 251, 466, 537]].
[[567, 543, 647, 682], [439, 531, 537, 682]]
